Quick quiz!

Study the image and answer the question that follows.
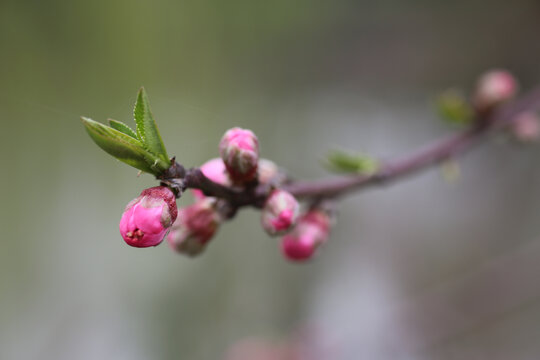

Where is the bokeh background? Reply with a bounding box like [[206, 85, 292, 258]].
[[2, 1, 540, 359]]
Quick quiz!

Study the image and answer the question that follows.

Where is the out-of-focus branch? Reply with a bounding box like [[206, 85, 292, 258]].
[[161, 86, 540, 206], [284, 86, 540, 199]]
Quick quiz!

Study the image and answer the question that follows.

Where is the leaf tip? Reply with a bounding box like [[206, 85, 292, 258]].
[[81, 116, 96, 128]]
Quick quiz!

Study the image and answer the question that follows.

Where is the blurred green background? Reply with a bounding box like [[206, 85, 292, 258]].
[[2, 1, 540, 359]]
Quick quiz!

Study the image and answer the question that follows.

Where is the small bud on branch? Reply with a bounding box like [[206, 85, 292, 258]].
[[473, 70, 518, 114], [167, 198, 222, 256], [219, 127, 260, 183], [281, 209, 331, 262], [261, 189, 300, 236], [119, 186, 177, 248]]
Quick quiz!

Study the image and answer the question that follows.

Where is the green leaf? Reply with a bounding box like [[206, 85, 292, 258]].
[[436, 89, 474, 126], [108, 119, 138, 139], [82, 117, 170, 175], [133, 87, 169, 162], [326, 150, 379, 174]]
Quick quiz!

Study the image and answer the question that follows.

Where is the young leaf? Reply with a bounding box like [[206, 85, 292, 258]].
[[82, 117, 170, 175], [108, 119, 138, 139], [436, 89, 475, 126], [326, 150, 379, 174], [133, 87, 169, 163]]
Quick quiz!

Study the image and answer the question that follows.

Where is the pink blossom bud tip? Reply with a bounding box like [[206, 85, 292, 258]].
[[474, 69, 517, 111], [261, 189, 300, 236], [281, 210, 331, 261], [219, 127, 259, 183]]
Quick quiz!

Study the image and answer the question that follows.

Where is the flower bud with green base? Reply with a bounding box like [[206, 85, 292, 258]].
[[166, 198, 222, 256], [281, 209, 331, 261], [119, 186, 178, 248], [192, 158, 231, 200], [261, 189, 300, 236], [473, 69, 517, 113], [219, 127, 259, 183]]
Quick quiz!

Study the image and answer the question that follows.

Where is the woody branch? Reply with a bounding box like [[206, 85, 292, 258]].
[[161, 85, 540, 206]]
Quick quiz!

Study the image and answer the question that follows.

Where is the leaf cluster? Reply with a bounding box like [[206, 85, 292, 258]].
[[82, 88, 170, 176]]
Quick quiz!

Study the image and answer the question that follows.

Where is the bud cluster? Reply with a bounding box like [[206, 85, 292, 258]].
[[470, 70, 540, 143], [438, 70, 537, 144], [118, 127, 333, 262]]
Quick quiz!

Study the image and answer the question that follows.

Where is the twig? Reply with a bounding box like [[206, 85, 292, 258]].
[[162, 86, 540, 205]]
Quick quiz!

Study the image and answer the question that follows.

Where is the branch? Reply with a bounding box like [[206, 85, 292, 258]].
[[282, 125, 484, 199], [283, 86, 540, 199], [159, 163, 269, 207], [162, 86, 540, 205]]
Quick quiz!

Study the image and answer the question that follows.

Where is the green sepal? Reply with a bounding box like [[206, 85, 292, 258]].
[[82, 117, 170, 175], [133, 87, 169, 163], [107, 119, 138, 139], [436, 90, 474, 126], [325, 149, 379, 174]]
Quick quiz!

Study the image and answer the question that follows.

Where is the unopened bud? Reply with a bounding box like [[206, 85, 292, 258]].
[[511, 112, 540, 143], [473, 69, 517, 112], [192, 158, 231, 200], [119, 186, 177, 248], [257, 159, 280, 184], [261, 189, 299, 236], [166, 198, 222, 256], [219, 127, 259, 183], [281, 210, 331, 261]]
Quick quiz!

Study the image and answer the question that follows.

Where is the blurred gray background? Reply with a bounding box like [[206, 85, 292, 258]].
[[2, 0, 540, 359]]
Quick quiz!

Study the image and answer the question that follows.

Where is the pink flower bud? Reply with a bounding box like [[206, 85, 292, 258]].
[[511, 112, 540, 143], [473, 69, 517, 112], [166, 198, 222, 256], [261, 189, 299, 236], [257, 158, 279, 184], [192, 158, 231, 200], [281, 210, 331, 262], [119, 186, 178, 248], [219, 127, 259, 183]]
